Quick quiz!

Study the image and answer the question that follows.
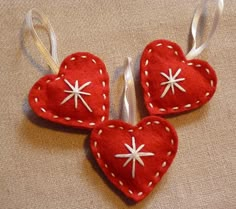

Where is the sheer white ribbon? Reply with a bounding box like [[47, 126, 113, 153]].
[[25, 9, 59, 74], [121, 58, 137, 125], [186, 0, 224, 59]]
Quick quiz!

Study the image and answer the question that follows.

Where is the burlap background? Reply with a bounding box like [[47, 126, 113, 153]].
[[0, 0, 235, 208]]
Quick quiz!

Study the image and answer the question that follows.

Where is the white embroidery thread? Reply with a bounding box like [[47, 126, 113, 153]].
[[60, 79, 92, 112], [160, 68, 186, 98], [115, 136, 154, 179]]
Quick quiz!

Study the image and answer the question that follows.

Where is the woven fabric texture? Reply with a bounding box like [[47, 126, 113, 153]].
[[0, 0, 235, 208]]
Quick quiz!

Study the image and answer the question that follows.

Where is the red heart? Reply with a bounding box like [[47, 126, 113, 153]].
[[29, 52, 109, 129], [140, 40, 217, 115], [90, 116, 178, 202]]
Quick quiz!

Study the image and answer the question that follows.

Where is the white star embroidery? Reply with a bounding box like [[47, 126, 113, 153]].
[[160, 68, 186, 98], [60, 79, 92, 112], [115, 136, 154, 179]]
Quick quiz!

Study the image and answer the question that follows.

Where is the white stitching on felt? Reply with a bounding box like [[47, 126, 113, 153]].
[[138, 192, 143, 196], [101, 116, 105, 122], [94, 141, 97, 147], [160, 68, 186, 98], [148, 181, 153, 187], [114, 136, 155, 179], [92, 59, 96, 64], [60, 79, 93, 112], [165, 126, 170, 132], [40, 107, 46, 112], [93, 120, 175, 197], [102, 81, 106, 88], [128, 190, 133, 194], [128, 129, 134, 132], [205, 68, 210, 74], [162, 161, 167, 167], [155, 172, 160, 177], [184, 104, 191, 108], [159, 108, 166, 112], [35, 54, 107, 126], [143, 42, 215, 113], [98, 129, 103, 135], [119, 180, 124, 186], [210, 80, 214, 87]]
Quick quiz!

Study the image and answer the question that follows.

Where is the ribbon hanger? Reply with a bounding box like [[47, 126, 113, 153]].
[[121, 57, 137, 125], [186, 0, 224, 59], [25, 9, 59, 74]]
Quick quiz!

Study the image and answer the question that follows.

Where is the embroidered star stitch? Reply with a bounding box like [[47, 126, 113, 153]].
[[60, 79, 92, 112], [115, 136, 154, 178], [160, 68, 186, 98]]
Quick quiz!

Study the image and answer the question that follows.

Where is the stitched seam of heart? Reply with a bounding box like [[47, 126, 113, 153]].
[[33, 54, 108, 127], [142, 41, 215, 112], [92, 120, 176, 198]]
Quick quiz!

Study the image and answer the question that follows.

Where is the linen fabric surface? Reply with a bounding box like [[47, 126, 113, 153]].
[[0, 0, 235, 209]]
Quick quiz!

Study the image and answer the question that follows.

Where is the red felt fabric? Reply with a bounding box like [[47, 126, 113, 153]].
[[140, 39, 217, 116], [90, 116, 178, 202], [29, 52, 109, 130]]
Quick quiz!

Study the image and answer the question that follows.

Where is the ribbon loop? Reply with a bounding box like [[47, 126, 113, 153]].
[[25, 9, 59, 74], [121, 57, 137, 125], [186, 0, 224, 60]]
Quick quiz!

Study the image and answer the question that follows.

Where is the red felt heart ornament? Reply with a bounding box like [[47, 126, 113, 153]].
[[140, 40, 217, 115], [90, 116, 178, 202], [29, 52, 109, 129]]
